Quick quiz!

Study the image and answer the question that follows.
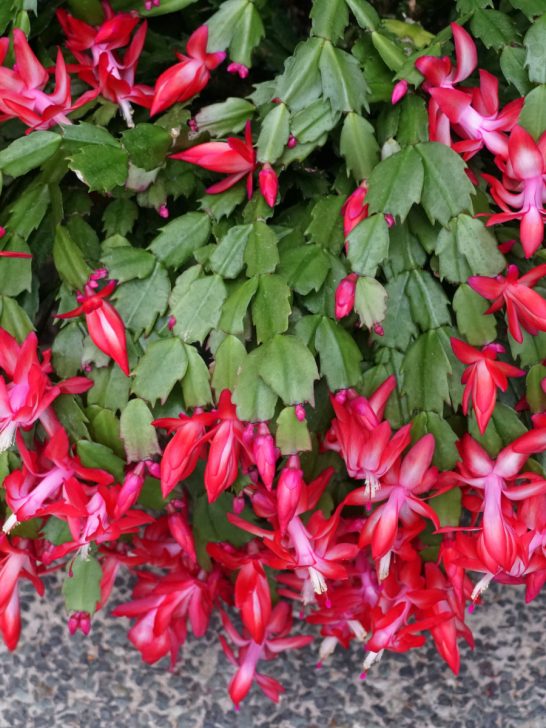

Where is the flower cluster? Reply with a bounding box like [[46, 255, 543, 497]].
[[1, 1, 546, 715]]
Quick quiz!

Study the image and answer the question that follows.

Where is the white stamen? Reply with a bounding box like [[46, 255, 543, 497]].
[[309, 566, 328, 595], [2, 513, 18, 533], [119, 101, 135, 128], [0, 423, 16, 453], [362, 648, 384, 672], [319, 636, 339, 662], [471, 573, 494, 602], [378, 551, 392, 582], [348, 620, 367, 641], [363, 473, 380, 500]]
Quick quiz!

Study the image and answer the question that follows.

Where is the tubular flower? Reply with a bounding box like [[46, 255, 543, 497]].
[[0, 29, 77, 130], [447, 432, 546, 572], [113, 567, 218, 668], [219, 603, 313, 709], [450, 338, 525, 434], [0, 536, 44, 650], [483, 126, 546, 257], [207, 543, 272, 644], [151, 25, 226, 116], [354, 435, 439, 565], [56, 4, 153, 126], [415, 22, 522, 157], [3, 427, 113, 532], [172, 120, 258, 199], [468, 264, 546, 343], [202, 390, 249, 503], [55, 276, 130, 376], [325, 389, 412, 501], [0, 329, 92, 453], [153, 408, 215, 497]]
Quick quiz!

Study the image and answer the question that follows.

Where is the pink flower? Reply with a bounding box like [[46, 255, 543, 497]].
[[153, 408, 215, 497], [0, 29, 76, 130], [151, 26, 226, 116], [56, 5, 153, 126], [203, 390, 248, 502], [0, 536, 44, 650], [483, 126, 546, 257], [56, 278, 130, 376], [468, 264, 546, 343], [0, 329, 91, 453], [357, 435, 439, 563], [451, 338, 524, 434]]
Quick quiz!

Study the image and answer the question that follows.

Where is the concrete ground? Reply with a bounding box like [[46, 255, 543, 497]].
[[1, 574, 545, 728]]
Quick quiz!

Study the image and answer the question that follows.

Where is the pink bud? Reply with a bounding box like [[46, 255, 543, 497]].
[[385, 213, 395, 228], [295, 404, 306, 422], [253, 423, 278, 489], [258, 163, 278, 207], [277, 454, 303, 533], [287, 134, 297, 149], [233, 494, 245, 514], [115, 463, 146, 518], [391, 80, 408, 105], [145, 460, 161, 478], [0, 226, 5, 238], [168, 315, 176, 330], [227, 62, 249, 79], [335, 274, 358, 319], [90, 268, 108, 281], [373, 323, 384, 336], [188, 118, 199, 132], [158, 204, 169, 219]]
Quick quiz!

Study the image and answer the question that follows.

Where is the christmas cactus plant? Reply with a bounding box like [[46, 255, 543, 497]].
[[0, 0, 545, 709]]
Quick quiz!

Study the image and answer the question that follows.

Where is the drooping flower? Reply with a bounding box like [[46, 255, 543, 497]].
[[0, 329, 91, 453], [450, 338, 524, 434], [151, 25, 225, 116], [55, 276, 130, 376], [219, 603, 313, 709], [483, 126, 546, 257]]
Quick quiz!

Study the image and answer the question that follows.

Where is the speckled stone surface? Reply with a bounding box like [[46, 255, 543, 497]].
[[1, 574, 545, 728]]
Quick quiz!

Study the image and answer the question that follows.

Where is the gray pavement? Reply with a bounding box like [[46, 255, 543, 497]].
[[1, 573, 545, 728]]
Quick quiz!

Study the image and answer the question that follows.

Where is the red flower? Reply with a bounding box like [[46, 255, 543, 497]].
[[258, 163, 279, 207], [0, 329, 91, 452], [469, 264, 546, 343], [0, 29, 76, 130], [172, 120, 256, 197], [57, 5, 153, 126], [450, 338, 524, 434], [483, 126, 546, 257], [357, 435, 439, 563], [0, 536, 44, 650], [151, 26, 225, 116], [219, 603, 313, 709], [56, 277, 130, 376], [153, 408, 215, 497]]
